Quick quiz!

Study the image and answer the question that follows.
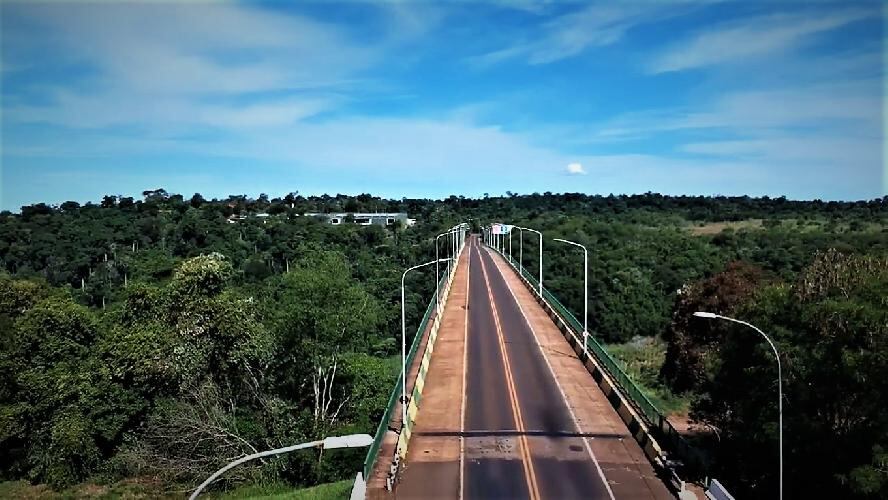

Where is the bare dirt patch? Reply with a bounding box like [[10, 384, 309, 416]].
[[688, 219, 763, 235]]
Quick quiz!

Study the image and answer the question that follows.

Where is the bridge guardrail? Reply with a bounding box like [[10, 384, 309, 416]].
[[491, 244, 708, 476], [362, 258, 454, 480]]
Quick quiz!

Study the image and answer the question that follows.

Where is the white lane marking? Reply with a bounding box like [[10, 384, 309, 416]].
[[484, 247, 617, 500], [459, 239, 472, 500]]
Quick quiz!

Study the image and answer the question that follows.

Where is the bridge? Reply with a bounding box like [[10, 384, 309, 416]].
[[360, 229, 702, 499]]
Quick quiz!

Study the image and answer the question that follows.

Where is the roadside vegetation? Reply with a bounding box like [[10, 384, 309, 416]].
[[1, 191, 886, 498], [0, 479, 351, 499]]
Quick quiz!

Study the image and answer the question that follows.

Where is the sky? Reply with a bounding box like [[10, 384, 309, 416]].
[[0, 1, 885, 210]]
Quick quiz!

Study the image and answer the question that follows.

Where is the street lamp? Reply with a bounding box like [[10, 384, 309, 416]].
[[491, 223, 499, 252], [402, 259, 450, 424], [190, 434, 373, 499], [452, 223, 468, 256], [435, 230, 458, 316], [506, 225, 512, 265], [514, 226, 523, 271], [553, 238, 588, 352], [693, 312, 783, 500], [515, 226, 543, 296]]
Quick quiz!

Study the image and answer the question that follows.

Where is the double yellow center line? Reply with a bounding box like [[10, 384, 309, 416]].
[[476, 245, 541, 500]]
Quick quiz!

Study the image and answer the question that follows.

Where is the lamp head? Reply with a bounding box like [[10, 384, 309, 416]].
[[323, 434, 374, 449], [693, 311, 717, 319]]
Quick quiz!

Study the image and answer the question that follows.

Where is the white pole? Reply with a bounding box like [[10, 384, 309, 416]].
[[538, 232, 543, 295], [553, 238, 589, 352], [435, 231, 455, 317], [401, 259, 450, 425], [693, 312, 783, 500], [517, 227, 523, 274], [516, 227, 543, 296], [508, 228, 512, 265], [584, 246, 588, 350], [401, 273, 407, 425]]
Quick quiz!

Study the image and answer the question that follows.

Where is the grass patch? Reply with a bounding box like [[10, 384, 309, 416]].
[[218, 480, 352, 500], [605, 337, 690, 415], [0, 479, 174, 499], [0, 479, 353, 500]]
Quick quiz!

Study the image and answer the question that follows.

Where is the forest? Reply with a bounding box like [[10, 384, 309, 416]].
[[1, 190, 886, 498]]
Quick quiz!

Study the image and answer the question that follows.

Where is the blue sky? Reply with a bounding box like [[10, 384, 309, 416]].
[[1, 1, 884, 210]]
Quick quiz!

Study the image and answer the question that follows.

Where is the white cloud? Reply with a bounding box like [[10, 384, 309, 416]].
[[594, 79, 881, 139], [648, 9, 875, 73], [680, 136, 880, 167], [18, 3, 376, 94], [566, 162, 586, 175], [471, 4, 675, 66], [2, 3, 382, 134]]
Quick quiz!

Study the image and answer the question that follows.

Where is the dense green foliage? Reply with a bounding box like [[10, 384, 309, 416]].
[[671, 251, 888, 498], [1, 190, 886, 497]]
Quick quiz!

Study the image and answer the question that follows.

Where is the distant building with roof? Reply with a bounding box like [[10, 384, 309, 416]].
[[304, 212, 415, 227], [226, 211, 415, 227]]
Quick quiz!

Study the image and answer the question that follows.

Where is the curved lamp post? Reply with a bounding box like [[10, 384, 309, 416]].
[[513, 226, 523, 270], [402, 259, 450, 424], [553, 238, 588, 352], [435, 230, 458, 316], [693, 311, 783, 500], [515, 226, 543, 296], [190, 434, 373, 499]]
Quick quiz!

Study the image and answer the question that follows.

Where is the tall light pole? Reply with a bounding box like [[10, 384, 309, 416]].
[[190, 434, 373, 499], [435, 230, 457, 317], [508, 226, 513, 264], [402, 259, 450, 424], [515, 226, 542, 296], [493, 224, 500, 252], [514, 226, 523, 271], [693, 312, 783, 500], [553, 238, 588, 352]]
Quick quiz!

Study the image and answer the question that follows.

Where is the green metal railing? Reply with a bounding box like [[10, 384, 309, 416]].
[[362, 259, 453, 479], [495, 246, 708, 475]]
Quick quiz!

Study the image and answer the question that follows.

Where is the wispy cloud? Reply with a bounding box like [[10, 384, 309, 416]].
[[648, 8, 875, 73], [594, 79, 881, 139], [2, 3, 378, 133], [471, 4, 673, 66]]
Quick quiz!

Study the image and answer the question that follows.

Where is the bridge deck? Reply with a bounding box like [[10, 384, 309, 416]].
[[396, 236, 672, 499]]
